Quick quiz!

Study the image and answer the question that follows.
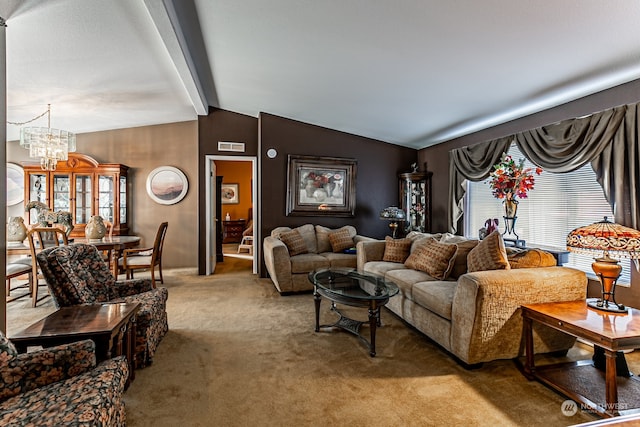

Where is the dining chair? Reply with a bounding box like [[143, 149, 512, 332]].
[[25, 226, 69, 307], [101, 220, 115, 268], [5, 262, 33, 303], [118, 222, 168, 288]]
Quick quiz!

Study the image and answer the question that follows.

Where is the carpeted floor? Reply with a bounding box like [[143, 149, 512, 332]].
[[6, 258, 638, 426]]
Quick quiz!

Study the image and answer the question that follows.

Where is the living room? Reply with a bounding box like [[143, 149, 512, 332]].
[[3, 1, 640, 425]]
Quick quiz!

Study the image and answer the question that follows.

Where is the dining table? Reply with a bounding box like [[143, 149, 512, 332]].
[[7, 235, 141, 278]]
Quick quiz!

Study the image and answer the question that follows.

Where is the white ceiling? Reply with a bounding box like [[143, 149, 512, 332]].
[[4, 0, 640, 149]]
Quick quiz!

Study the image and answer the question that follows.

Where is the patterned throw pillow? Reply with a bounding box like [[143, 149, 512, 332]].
[[279, 229, 309, 256], [467, 231, 510, 272], [382, 236, 412, 263], [328, 228, 355, 253], [507, 248, 557, 268], [404, 238, 458, 280], [316, 225, 356, 253]]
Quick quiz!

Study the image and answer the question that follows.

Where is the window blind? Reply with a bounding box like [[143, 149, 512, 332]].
[[465, 143, 631, 284]]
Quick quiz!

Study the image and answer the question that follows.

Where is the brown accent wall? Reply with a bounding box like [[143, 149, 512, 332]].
[[417, 78, 640, 305], [7, 121, 199, 269], [198, 108, 259, 274], [258, 113, 417, 276]]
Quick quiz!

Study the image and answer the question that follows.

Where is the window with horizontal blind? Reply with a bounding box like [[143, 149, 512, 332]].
[[464, 143, 631, 284]]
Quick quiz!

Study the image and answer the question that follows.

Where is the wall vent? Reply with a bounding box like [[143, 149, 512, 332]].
[[218, 141, 245, 152]]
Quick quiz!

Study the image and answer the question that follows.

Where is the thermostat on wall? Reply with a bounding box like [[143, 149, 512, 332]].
[[266, 148, 278, 158]]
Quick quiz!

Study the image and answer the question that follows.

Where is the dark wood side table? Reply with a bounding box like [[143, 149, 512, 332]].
[[10, 302, 140, 388], [222, 220, 246, 243], [521, 300, 640, 418]]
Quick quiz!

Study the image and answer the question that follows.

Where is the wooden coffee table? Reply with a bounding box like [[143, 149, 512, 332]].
[[521, 300, 640, 418], [10, 302, 140, 387]]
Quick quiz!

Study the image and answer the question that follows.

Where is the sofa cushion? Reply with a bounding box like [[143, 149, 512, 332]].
[[507, 247, 557, 268], [467, 230, 510, 272], [404, 238, 458, 280], [316, 225, 356, 253], [280, 229, 309, 256], [412, 281, 457, 320], [385, 268, 437, 301], [323, 252, 358, 268], [362, 261, 407, 277], [382, 236, 412, 263], [439, 234, 480, 279], [290, 253, 330, 274], [329, 228, 355, 252]]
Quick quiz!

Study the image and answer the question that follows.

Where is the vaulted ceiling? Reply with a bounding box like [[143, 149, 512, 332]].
[[3, 0, 640, 149]]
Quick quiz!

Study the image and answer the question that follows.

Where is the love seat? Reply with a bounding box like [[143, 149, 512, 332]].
[[357, 231, 587, 366], [263, 224, 374, 294], [0, 333, 128, 426]]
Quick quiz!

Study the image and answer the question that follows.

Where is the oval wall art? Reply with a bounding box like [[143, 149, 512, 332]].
[[146, 166, 189, 205]]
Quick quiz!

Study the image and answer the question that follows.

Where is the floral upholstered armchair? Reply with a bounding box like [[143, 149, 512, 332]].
[[0, 332, 128, 425], [37, 243, 169, 368]]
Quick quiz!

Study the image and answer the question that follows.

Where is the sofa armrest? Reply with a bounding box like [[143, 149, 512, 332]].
[[450, 266, 587, 364], [263, 236, 292, 292], [356, 239, 385, 271], [111, 278, 154, 297], [0, 339, 97, 401]]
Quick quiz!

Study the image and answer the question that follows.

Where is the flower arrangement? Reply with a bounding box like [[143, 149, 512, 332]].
[[489, 154, 542, 199]]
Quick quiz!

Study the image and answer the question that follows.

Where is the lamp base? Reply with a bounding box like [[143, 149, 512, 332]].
[[586, 297, 628, 313]]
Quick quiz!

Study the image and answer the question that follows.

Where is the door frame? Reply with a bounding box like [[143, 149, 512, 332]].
[[205, 155, 257, 275]]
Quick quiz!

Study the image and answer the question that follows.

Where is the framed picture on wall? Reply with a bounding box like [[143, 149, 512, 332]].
[[6, 163, 24, 206], [146, 166, 189, 205], [221, 183, 239, 204], [286, 155, 357, 217]]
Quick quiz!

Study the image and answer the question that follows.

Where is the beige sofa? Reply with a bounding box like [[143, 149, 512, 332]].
[[357, 231, 587, 366], [263, 224, 374, 294]]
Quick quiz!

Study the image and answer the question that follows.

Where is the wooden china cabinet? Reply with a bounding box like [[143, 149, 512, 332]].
[[398, 170, 433, 234], [23, 153, 129, 238]]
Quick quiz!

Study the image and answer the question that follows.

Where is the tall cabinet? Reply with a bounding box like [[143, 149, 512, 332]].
[[23, 153, 129, 238], [398, 170, 433, 234]]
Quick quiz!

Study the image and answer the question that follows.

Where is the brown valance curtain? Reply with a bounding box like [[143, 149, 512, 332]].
[[448, 103, 639, 233]]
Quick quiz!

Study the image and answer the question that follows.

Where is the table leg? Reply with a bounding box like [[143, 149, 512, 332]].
[[314, 288, 321, 332], [129, 315, 137, 380], [522, 314, 535, 379], [368, 302, 379, 357], [604, 348, 619, 415]]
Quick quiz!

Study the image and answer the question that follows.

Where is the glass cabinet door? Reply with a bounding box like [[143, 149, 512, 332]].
[[75, 175, 92, 225], [98, 175, 115, 222], [52, 174, 71, 213], [399, 171, 432, 234], [28, 173, 47, 204], [119, 175, 127, 225]]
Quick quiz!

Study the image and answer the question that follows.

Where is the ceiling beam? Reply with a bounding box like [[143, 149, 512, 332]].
[[143, 0, 208, 116]]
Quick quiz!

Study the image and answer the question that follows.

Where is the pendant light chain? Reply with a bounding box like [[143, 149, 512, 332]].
[[7, 104, 51, 127]]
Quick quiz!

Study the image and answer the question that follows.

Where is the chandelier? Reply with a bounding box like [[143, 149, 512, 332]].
[[15, 104, 76, 171]]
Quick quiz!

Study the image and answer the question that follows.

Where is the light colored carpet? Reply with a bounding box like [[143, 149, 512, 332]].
[[8, 259, 636, 426]]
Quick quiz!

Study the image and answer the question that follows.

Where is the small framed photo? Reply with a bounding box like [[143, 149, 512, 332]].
[[146, 166, 189, 205], [221, 183, 239, 204]]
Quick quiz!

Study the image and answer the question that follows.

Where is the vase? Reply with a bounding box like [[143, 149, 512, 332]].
[[7, 217, 28, 245], [504, 194, 518, 218], [502, 193, 520, 239], [85, 215, 107, 240]]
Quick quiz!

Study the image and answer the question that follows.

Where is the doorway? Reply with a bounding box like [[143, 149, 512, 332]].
[[205, 155, 257, 275]]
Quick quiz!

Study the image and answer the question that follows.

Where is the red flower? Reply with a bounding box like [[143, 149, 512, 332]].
[[489, 154, 542, 199]]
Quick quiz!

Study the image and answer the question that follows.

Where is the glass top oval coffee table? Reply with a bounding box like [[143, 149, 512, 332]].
[[308, 267, 399, 357]]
